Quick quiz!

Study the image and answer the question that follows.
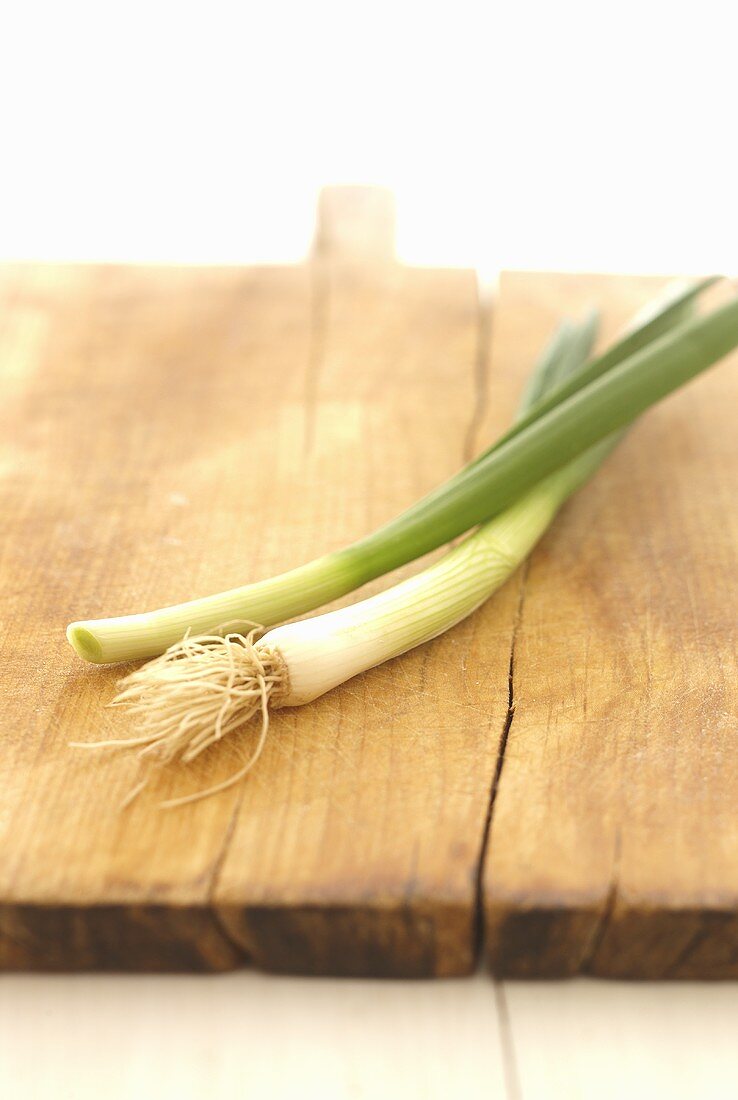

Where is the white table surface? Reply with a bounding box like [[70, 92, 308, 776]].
[[2, 974, 737, 1099]]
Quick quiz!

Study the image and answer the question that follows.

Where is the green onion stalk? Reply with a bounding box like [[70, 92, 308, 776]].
[[68, 277, 731, 665]]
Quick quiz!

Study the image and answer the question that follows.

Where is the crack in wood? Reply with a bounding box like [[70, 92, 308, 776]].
[[473, 557, 529, 963], [303, 249, 330, 456], [580, 827, 622, 974], [470, 281, 527, 970], [665, 924, 711, 977], [463, 277, 494, 464], [207, 904, 250, 968], [204, 790, 249, 964]]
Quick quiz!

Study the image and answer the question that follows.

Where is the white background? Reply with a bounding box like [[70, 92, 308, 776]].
[[2, 3, 738, 1096], [2, 973, 738, 1099], [1, 0, 736, 273]]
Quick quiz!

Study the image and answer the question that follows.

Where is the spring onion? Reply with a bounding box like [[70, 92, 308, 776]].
[[66, 278, 729, 665], [89, 286, 728, 808]]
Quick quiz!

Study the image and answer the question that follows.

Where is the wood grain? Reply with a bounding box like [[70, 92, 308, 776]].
[[0, 189, 519, 974], [483, 273, 738, 978]]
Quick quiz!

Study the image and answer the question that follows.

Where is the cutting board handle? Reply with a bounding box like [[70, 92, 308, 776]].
[[313, 185, 396, 266]]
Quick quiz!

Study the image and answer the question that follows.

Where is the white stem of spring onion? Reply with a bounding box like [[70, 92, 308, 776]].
[[267, 453, 598, 706]]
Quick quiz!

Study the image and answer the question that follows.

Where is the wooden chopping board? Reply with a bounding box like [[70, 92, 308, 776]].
[[1, 188, 736, 977]]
